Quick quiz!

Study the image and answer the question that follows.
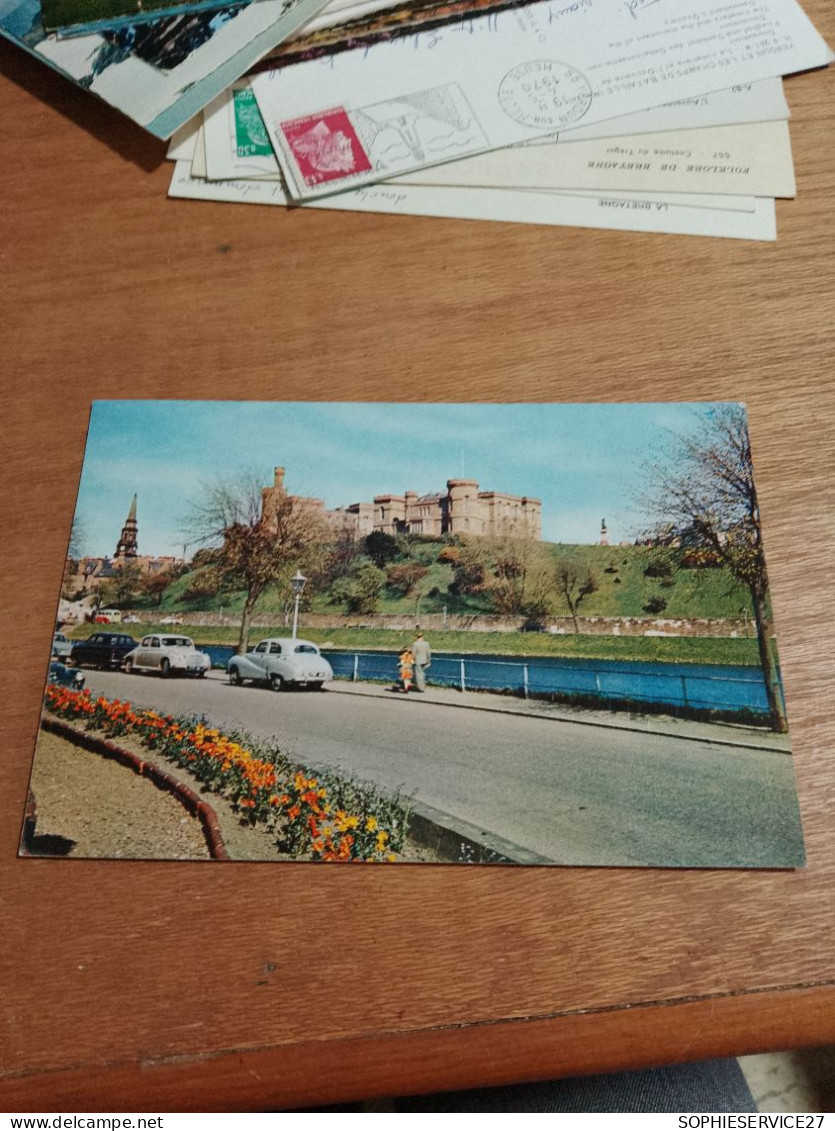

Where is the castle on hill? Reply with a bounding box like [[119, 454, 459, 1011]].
[[261, 467, 543, 541]]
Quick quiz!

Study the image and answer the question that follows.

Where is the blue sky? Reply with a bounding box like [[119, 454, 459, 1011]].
[[72, 401, 730, 558]]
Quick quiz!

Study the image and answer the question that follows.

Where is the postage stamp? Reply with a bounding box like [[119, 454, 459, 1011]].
[[498, 60, 593, 129], [233, 88, 273, 159], [278, 108, 373, 187]]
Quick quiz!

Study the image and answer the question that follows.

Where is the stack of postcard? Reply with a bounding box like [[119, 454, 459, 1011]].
[[165, 0, 832, 238], [1, 0, 832, 237]]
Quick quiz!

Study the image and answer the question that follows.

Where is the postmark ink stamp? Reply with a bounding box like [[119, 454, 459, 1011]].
[[498, 60, 592, 129], [351, 84, 488, 169]]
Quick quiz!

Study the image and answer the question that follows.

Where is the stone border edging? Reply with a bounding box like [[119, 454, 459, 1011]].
[[407, 799, 555, 865], [40, 717, 230, 861]]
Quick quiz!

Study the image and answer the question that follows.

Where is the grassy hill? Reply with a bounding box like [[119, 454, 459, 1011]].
[[137, 537, 753, 622]]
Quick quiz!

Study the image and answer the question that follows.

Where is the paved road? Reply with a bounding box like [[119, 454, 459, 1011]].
[[78, 670, 805, 867]]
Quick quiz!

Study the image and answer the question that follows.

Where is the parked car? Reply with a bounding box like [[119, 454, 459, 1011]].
[[51, 633, 73, 660], [70, 632, 138, 669], [160, 615, 184, 625], [228, 638, 333, 691], [94, 608, 122, 623], [47, 661, 86, 690], [122, 614, 141, 624], [123, 635, 211, 678]]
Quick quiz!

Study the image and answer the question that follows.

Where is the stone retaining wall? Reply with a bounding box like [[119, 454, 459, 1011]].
[[153, 611, 753, 639]]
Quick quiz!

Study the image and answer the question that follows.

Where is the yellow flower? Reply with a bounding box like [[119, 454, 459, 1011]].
[[365, 816, 378, 833]]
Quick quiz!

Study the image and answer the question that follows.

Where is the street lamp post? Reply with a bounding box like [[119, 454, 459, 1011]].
[[291, 570, 307, 641]]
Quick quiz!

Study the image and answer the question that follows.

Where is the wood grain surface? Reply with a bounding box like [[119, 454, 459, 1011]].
[[1, 8, 834, 1109]]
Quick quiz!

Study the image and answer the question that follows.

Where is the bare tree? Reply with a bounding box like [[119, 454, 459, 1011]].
[[67, 514, 86, 559], [61, 514, 88, 599], [554, 559, 598, 633], [641, 404, 787, 733], [485, 536, 554, 618], [188, 472, 328, 654]]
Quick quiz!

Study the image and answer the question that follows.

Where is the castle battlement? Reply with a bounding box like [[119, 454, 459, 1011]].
[[262, 468, 542, 541]]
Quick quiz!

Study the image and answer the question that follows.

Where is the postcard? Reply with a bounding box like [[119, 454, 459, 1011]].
[[198, 82, 795, 197], [188, 122, 767, 217], [170, 160, 776, 237], [0, 0, 329, 139], [45, 0, 242, 36], [24, 401, 803, 867], [269, 0, 553, 65], [203, 82, 283, 180], [520, 80, 791, 143], [189, 122, 208, 174], [166, 115, 201, 159], [199, 78, 792, 192], [400, 121, 797, 198], [299, 0, 404, 34], [48, 0, 396, 37], [250, 0, 831, 199]]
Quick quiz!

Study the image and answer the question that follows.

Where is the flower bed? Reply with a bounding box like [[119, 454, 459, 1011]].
[[43, 685, 410, 863]]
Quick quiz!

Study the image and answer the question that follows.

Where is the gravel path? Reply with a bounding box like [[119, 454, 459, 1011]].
[[28, 730, 211, 860]]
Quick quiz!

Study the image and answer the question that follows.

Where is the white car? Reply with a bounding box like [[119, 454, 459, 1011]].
[[52, 632, 73, 660], [123, 634, 211, 678], [228, 638, 333, 692], [160, 615, 184, 625]]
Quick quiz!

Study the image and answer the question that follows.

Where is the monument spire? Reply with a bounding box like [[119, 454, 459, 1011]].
[[115, 494, 138, 559]]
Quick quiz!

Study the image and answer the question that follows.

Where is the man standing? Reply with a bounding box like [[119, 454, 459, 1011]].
[[411, 629, 431, 692]]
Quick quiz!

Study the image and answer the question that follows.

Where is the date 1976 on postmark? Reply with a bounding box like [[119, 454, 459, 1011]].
[[498, 60, 593, 130]]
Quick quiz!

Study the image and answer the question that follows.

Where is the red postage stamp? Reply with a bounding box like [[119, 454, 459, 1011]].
[[279, 108, 372, 187]]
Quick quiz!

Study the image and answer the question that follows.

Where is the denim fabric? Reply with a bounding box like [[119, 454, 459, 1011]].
[[393, 1059, 757, 1113]]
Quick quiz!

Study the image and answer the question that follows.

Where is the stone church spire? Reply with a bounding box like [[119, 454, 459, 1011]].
[[115, 494, 138, 559]]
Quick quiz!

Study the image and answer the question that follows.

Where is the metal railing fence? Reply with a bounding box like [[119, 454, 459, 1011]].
[[322, 650, 771, 715]]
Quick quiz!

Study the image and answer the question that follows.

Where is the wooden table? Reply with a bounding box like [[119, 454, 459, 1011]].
[[1, 9, 834, 1108]]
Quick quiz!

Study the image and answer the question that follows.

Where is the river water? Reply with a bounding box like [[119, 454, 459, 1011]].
[[201, 644, 773, 716]]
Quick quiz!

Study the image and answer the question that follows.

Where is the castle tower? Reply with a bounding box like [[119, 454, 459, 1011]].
[[261, 467, 287, 527], [600, 518, 609, 547], [446, 479, 481, 535], [115, 495, 138, 560]]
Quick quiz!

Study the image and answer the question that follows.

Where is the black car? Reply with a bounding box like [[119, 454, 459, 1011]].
[[70, 632, 138, 670], [48, 661, 86, 690]]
